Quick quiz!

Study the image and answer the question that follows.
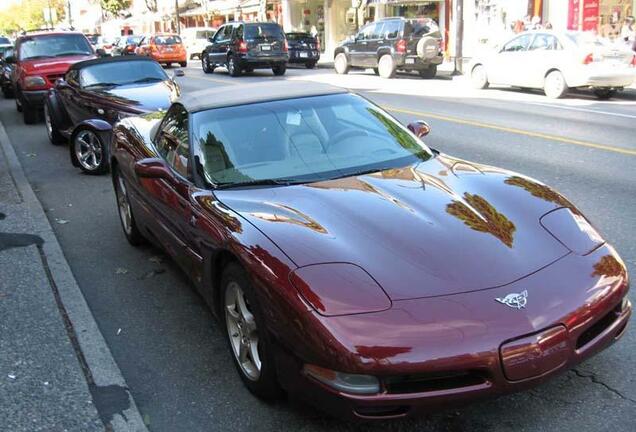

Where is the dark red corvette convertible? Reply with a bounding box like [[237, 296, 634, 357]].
[[110, 82, 630, 420]]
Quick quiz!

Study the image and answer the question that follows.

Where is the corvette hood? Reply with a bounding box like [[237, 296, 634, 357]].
[[93, 81, 179, 113], [216, 156, 572, 300]]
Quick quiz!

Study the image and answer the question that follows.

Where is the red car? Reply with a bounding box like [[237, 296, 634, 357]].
[[9, 31, 94, 123], [110, 82, 630, 420]]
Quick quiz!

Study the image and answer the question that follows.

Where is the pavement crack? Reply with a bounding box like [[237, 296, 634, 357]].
[[571, 368, 636, 404]]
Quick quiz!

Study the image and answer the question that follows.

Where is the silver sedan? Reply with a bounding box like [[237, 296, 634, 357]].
[[470, 31, 635, 99]]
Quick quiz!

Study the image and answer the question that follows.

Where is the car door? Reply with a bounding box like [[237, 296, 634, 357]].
[[523, 34, 564, 88], [148, 105, 198, 274], [487, 33, 534, 85], [365, 21, 385, 68], [56, 69, 84, 124], [211, 25, 233, 66], [349, 23, 375, 67]]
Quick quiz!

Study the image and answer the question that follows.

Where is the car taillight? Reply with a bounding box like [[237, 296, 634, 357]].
[[237, 39, 248, 54], [283, 39, 288, 52], [583, 53, 594, 64], [632, 54, 636, 67], [315, 40, 320, 51], [396, 39, 407, 54]]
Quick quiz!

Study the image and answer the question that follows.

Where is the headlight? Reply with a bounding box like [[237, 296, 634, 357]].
[[24, 75, 46, 88], [303, 364, 380, 395], [540, 207, 604, 255]]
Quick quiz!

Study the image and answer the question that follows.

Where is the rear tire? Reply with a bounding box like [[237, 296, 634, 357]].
[[15, 92, 22, 112], [378, 54, 395, 79], [372, 68, 379, 75], [305, 61, 316, 69], [593, 88, 616, 100], [418, 65, 437, 79], [228, 55, 242, 77], [179, 61, 187, 67], [221, 262, 282, 400], [471, 64, 489, 89], [202, 55, 214, 73], [44, 101, 65, 145], [272, 63, 286, 76], [2, 85, 14, 98], [544, 70, 568, 99], [334, 53, 349, 75], [113, 166, 144, 246], [21, 94, 39, 124]]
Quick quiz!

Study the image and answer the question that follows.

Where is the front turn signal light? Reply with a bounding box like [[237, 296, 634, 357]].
[[303, 364, 380, 395]]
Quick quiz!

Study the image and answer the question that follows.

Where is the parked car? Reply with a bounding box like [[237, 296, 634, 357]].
[[44, 56, 181, 174], [136, 33, 187, 67], [201, 22, 288, 77], [113, 35, 143, 56], [0, 35, 12, 53], [470, 31, 636, 99], [286, 32, 320, 68], [334, 17, 443, 79], [85, 34, 100, 47], [181, 26, 217, 59], [95, 36, 117, 56], [10, 31, 95, 124], [110, 80, 630, 421], [0, 48, 15, 98]]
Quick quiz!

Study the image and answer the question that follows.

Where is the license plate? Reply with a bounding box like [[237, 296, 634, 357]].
[[166, 47, 173, 52], [405, 58, 415, 64], [261, 44, 271, 51], [300, 52, 308, 58]]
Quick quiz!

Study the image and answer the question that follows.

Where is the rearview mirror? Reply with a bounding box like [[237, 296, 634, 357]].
[[407, 120, 431, 138], [134, 158, 174, 181], [173, 69, 185, 78]]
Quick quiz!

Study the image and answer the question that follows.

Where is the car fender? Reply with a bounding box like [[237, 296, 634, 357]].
[[45, 89, 71, 131], [69, 120, 113, 167], [334, 46, 349, 57], [376, 46, 393, 60]]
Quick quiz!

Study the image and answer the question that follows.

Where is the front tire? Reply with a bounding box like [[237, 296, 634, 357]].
[[272, 63, 286, 76], [378, 54, 395, 79], [471, 64, 489, 89], [222, 262, 282, 400], [334, 53, 349, 75], [544, 70, 568, 99], [113, 166, 144, 246], [73, 128, 109, 174], [44, 101, 65, 145], [202, 54, 214, 74], [2, 85, 14, 98], [21, 93, 39, 124]]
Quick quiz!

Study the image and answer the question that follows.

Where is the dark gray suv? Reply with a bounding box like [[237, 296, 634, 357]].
[[334, 17, 443, 79], [201, 22, 289, 77]]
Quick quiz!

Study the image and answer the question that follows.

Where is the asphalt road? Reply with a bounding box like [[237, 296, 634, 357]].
[[1, 64, 635, 432]]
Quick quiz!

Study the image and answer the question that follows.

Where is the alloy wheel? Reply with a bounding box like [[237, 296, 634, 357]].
[[225, 281, 261, 381], [115, 174, 133, 236], [334, 53, 349, 75], [44, 104, 53, 140], [74, 130, 102, 171], [544, 71, 567, 99]]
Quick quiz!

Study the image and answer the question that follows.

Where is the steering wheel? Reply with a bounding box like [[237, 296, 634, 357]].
[[326, 129, 369, 151]]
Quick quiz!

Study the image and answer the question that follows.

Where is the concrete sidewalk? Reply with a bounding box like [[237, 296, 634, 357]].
[[0, 122, 147, 431]]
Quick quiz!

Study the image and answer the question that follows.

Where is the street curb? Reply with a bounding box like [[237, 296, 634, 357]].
[[0, 121, 148, 432]]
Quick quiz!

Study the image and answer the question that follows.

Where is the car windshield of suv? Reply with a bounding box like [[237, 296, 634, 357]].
[[245, 24, 284, 40], [20, 34, 92, 60], [80, 60, 168, 88], [155, 35, 182, 45], [192, 93, 434, 187], [0, 37, 10, 45]]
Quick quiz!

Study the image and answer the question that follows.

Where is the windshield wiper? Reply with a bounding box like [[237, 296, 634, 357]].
[[215, 178, 298, 189], [128, 77, 164, 84], [23, 55, 54, 60], [83, 82, 121, 88], [54, 51, 91, 57], [329, 167, 382, 180]]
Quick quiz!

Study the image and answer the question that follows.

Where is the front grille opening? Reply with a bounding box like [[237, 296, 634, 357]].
[[576, 302, 622, 349], [354, 405, 409, 418], [383, 371, 487, 394]]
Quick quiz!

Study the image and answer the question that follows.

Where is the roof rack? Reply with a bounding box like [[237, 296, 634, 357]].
[[20, 27, 76, 35]]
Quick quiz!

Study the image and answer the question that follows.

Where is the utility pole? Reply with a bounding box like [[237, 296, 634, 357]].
[[175, 0, 180, 34], [452, 0, 464, 75], [47, 0, 54, 29], [67, 0, 73, 29]]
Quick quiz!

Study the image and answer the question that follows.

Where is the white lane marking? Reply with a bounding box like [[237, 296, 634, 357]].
[[527, 102, 636, 119]]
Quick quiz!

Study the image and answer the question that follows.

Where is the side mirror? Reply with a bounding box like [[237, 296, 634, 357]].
[[134, 158, 174, 181], [208, 37, 214, 43], [5, 55, 15, 64], [55, 78, 67, 87], [172, 69, 185, 78], [407, 120, 431, 138]]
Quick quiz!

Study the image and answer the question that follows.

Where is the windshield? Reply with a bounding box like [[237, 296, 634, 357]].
[[19, 34, 92, 60], [245, 24, 284, 40], [125, 36, 142, 45], [192, 93, 433, 187], [286, 33, 313, 41], [80, 60, 167, 88], [155, 35, 182, 45], [0, 37, 10, 45]]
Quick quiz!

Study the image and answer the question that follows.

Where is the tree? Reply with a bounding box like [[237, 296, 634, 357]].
[[144, 0, 158, 12], [0, 0, 66, 35], [101, 0, 131, 16]]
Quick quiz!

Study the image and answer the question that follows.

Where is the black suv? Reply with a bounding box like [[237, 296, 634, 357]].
[[334, 17, 443, 79], [201, 22, 288, 77]]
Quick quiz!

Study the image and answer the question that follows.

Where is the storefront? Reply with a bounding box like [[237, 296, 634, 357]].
[[565, 0, 634, 37]]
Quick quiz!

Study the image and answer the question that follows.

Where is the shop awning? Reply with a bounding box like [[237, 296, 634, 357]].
[[367, 0, 444, 3]]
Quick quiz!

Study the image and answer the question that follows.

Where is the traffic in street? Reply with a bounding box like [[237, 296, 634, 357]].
[[1, 57, 635, 431]]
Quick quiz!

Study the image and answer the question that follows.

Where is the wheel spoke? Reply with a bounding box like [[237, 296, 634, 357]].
[[249, 337, 261, 371], [225, 303, 240, 320], [239, 341, 249, 363]]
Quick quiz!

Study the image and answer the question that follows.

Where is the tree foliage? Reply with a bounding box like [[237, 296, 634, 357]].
[[0, 0, 66, 35], [102, 0, 131, 16]]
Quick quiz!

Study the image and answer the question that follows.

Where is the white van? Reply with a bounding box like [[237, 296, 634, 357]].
[[181, 27, 217, 60]]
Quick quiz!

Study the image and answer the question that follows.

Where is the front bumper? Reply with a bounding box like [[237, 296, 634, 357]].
[[276, 244, 630, 420], [21, 89, 48, 107]]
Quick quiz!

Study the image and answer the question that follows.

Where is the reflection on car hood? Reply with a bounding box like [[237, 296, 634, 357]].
[[216, 155, 573, 300], [93, 80, 179, 114]]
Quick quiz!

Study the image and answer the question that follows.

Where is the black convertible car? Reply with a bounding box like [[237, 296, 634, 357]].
[[44, 56, 182, 174]]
